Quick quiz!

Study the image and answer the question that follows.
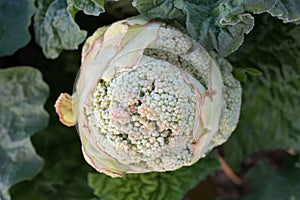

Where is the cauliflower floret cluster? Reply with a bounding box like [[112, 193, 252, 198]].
[[87, 59, 196, 170], [55, 16, 242, 177]]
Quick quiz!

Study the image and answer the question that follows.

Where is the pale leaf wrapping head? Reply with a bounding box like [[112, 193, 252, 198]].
[[55, 16, 242, 177]]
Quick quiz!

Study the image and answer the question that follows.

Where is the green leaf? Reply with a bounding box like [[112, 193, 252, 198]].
[[223, 15, 300, 169], [133, 0, 300, 57], [34, 0, 87, 59], [184, 0, 255, 57], [0, 0, 36, 57], [88, 152, 219, 200], [244, 67, 262, 76], [245, 0, 300, 24], [0, 66, 49, 200], [134, 0, 255, 57], [7, 96, 99, 200], [233, 68, 248, 82], [132, 0, 186, 23], [67, 0, 105, 16], [233, 67, 262, 82], [8, 54, 95, 200], [10, 124, 95, 200], [243, 156, 300, 200]]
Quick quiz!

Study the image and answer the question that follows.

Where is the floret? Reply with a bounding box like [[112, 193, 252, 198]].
[[55, 16, 242, 177], [86, 58, 197, 170]]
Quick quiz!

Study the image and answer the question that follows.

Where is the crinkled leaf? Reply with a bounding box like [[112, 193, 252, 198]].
[[223, 15, 300, 169], [268, 0, 300, 24], [10, 124, 95, 200], [0, 0, 35, 57], [245, 0, 300, 24], [88, 152, 219, 200], [183, 0, 255, 57], [134, 0, 300, 57], [8, 55, 95, 200], [134, 0, 254, 57], [67, 0, 105, 16], [132, 0, 185, 23], [34, 0, 87, 59], [243, 156, 300, 200], [0, 67, 49, 200]]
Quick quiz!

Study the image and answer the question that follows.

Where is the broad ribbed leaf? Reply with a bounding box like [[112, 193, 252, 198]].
[[10, 125, 95, 200], [133, 0, 300, 57], [245, 0, 300, 24], [0, 67, 49, 200], [134, 0, 254, 57], [0, 0, 35, 56], [244, 156, 300, 200], [223, 15, 300, 169], [8, 54, 95, 200], [88, 153, 219, 200], [34, 0, 87, 59]]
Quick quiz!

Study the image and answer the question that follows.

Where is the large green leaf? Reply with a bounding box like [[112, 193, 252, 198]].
[[6, 51, 95, 200], [0, 0, 35, 57], [88, 152, 219, 200], [243, 155, 300, 200], [223, 15, 300, 169], [34, 0, 87, 59], [245, 0, 300, 24], [10, 124, 95, 200], [0, 67, 49, 200], [133, 0, 300, 57], [134, 0, 254, 57], [184, 0, 255, 57]]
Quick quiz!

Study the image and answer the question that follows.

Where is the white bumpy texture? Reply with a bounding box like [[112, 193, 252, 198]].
[[73, 16, 242, 177]]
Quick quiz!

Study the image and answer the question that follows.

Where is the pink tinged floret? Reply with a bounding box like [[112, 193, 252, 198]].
[[100, 98, 110, 108], [128, 132, 140, 141], [108, 107, 130, 126], [127, 95, 139, 106], [137, 105, 153, 118], [128, 105, 137, 113], [126, 95, 139, 113]]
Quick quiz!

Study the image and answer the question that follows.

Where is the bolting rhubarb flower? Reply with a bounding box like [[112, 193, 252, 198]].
[[55, 16, 242, 177]]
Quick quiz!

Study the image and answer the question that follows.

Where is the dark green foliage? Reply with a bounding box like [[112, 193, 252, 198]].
[[134, 0, 300, 57], [244, 155, 300, 200], [0, 67, 49, 200], [88, 153, 219, 200], [223, 15, 300, 169], [0, 0, 35, 56]]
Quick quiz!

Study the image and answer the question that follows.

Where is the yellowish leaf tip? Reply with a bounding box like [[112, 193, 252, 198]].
[[55, 93, 76, 127]]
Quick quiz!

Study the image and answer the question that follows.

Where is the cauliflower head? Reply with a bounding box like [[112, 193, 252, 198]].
[[55, 16, 242, 177]]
